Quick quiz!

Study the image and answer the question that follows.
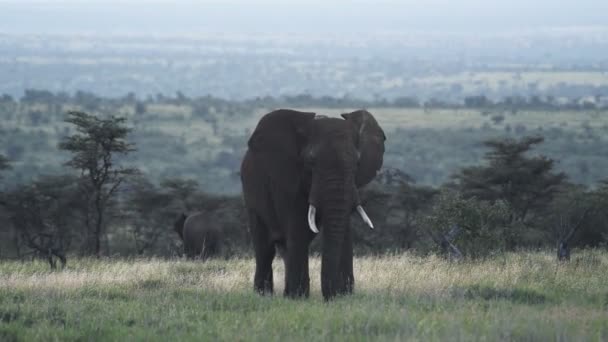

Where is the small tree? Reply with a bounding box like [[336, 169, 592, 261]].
[[5, 175, 81, 269], [422, 190, 511, 260], [540, 184, 598, 261], [58, 111, 138, 257]]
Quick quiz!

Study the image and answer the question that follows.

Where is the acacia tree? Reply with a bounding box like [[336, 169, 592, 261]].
[[59, 111, 137, 257], [453, 136, 565, 249]]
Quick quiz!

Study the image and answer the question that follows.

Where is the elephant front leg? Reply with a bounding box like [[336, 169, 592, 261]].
[[284, 236, 311, 298], [249, 211, 275, 295]]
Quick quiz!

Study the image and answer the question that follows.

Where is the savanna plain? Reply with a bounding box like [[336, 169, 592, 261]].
[[2, 29, 608, 342], [1, 251, 607, 341]]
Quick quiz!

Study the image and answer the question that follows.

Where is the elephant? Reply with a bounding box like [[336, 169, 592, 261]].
[[173, 212, 220, 259], [240, 109, 385, 300]]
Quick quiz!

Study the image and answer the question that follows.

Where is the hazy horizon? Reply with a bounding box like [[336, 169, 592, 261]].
[[2, 0, 608, 36], [1, 0, 608, 101]]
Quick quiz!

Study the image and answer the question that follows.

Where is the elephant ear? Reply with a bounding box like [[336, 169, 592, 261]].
[[341, 110, 386, 187], [247, 109, 316, 200]]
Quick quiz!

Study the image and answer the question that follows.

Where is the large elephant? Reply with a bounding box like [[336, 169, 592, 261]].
[[173, 212, 220, 259], [240, 109, 385, 300]]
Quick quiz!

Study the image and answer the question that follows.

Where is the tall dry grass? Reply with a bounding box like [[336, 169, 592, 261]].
[[1, 251, 606, 341], [2, 250, 606, 298]]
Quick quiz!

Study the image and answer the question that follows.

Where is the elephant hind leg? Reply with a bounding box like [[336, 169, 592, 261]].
[[255, 245, 275, 295], [249, 210, 275, 295]]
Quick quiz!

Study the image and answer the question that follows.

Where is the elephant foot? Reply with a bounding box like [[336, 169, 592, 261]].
[[254, 277, 274, 296], [322, 276, 354, 301], [255, 286, 273, 296], [339, 273, 354, 295], [284, 280, 310, 299], [283, 288, 309, 299], [322, 285, 337, 301]]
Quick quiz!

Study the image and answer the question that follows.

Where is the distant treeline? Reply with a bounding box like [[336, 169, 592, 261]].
[[2, 88, 608, 188], [3, 89, 607, 111]]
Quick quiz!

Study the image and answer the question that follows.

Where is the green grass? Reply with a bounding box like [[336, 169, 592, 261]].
[[1, 251, 607, 341]]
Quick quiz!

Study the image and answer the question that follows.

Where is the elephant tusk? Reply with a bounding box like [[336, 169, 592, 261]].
[[308, 205, 319, 234], [356, 205, 374, 229]]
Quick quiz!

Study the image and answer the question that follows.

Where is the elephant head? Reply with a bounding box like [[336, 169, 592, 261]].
[[302, 110, 385, 232], [247, 109, 385, 299], [305, 110, 384, 299]]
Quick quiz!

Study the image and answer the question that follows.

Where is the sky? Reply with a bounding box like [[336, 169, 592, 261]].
[[1, 0, 607, 35]]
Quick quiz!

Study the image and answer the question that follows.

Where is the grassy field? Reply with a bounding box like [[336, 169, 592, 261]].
[[411, 71, 608, 91], [1, 251, 607, 341]]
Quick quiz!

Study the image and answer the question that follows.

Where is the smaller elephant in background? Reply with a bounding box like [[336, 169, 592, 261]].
[[173, 212, 220, 259]]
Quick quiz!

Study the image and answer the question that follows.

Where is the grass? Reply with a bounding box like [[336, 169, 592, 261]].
[[1, 251, 607, 341]]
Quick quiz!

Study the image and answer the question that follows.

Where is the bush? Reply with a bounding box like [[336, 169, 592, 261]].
[[421, 190, 511, 259]]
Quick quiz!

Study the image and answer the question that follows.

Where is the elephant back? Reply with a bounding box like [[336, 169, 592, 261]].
[[182, 212, 220, 258], [248, 109, 316, 162]]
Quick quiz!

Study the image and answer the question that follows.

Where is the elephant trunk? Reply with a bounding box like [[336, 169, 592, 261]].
[[318, 173, 354, 300], [321, 221, 346, 300]]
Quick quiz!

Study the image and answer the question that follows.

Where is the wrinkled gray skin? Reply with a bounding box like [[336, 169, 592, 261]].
[[174, 212, 220, 259], [241, 109, 385, 300]]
